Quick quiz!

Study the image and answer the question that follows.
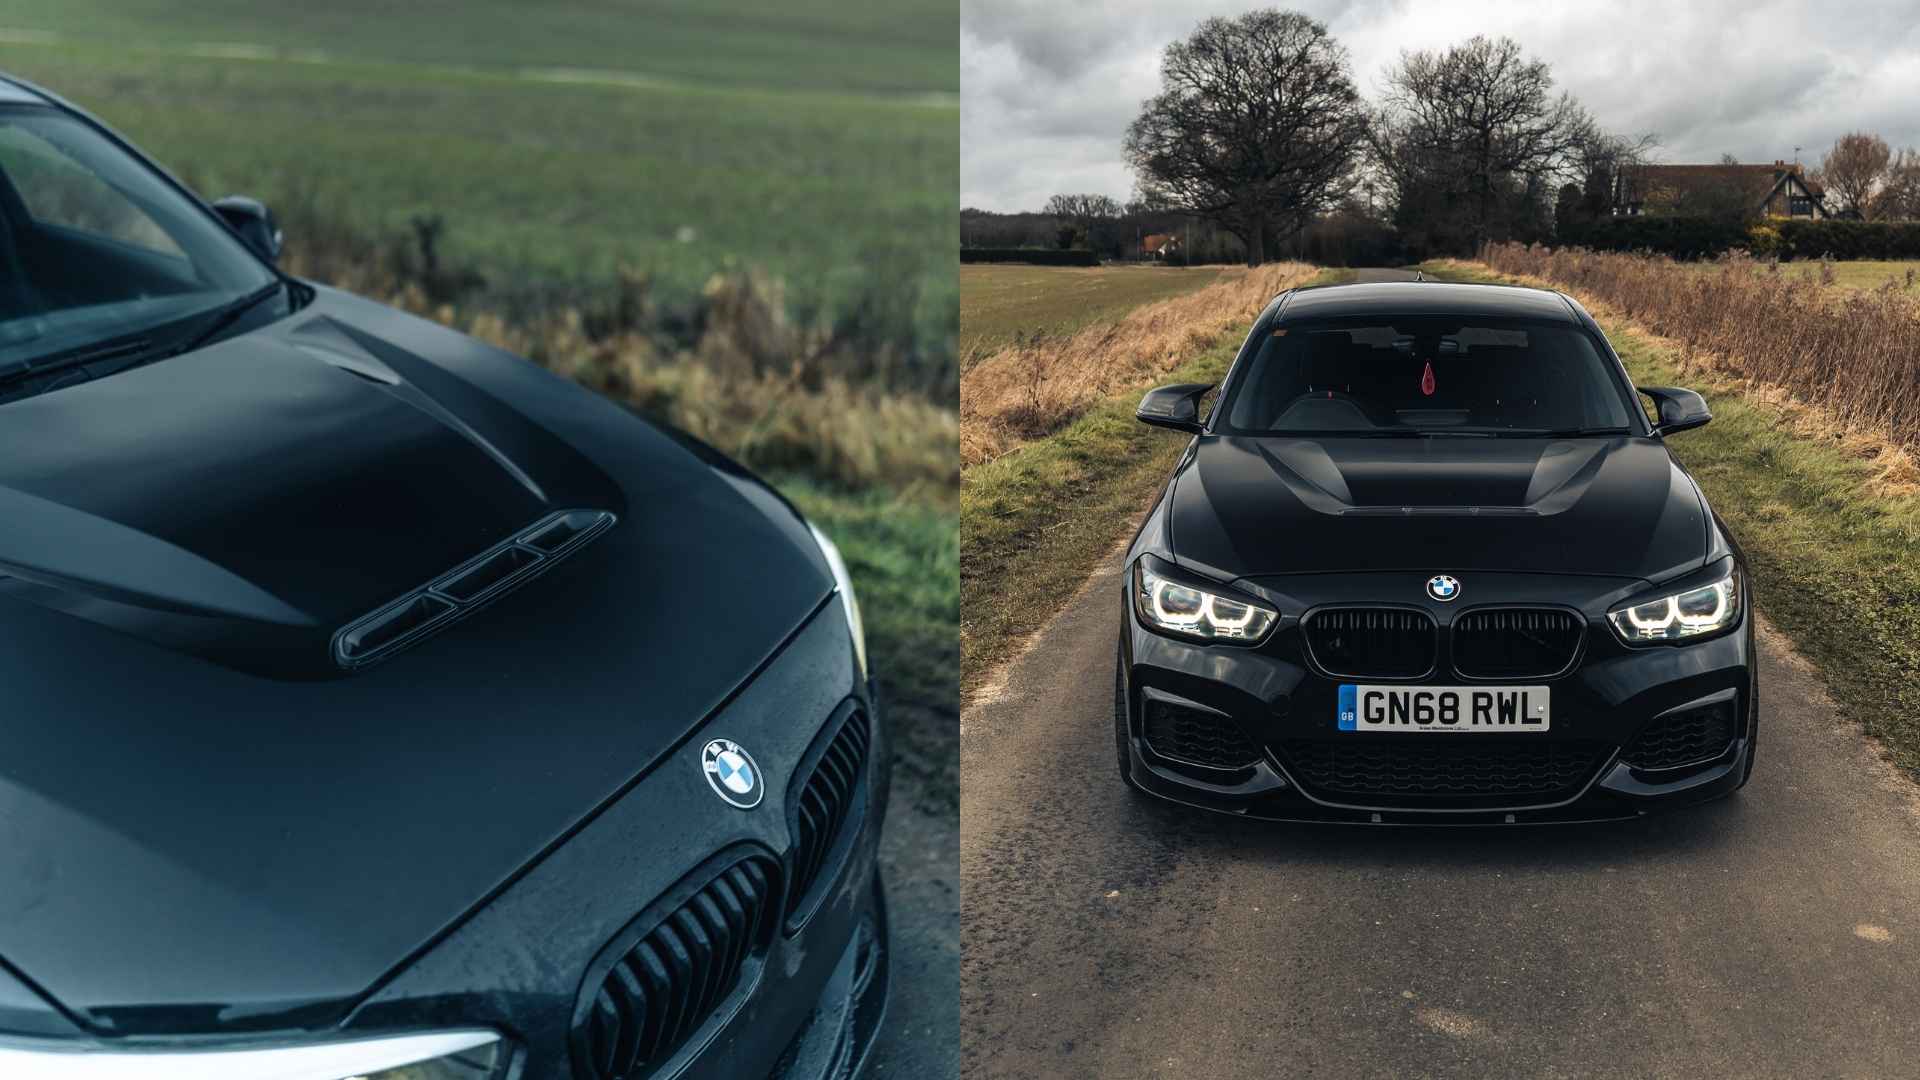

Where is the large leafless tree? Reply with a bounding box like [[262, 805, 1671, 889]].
[[1874, 147, 1920, 221], [1123, 10, 1366, 265], [1370, 36, 1595, 251], [1820, 132, 1893, 219]]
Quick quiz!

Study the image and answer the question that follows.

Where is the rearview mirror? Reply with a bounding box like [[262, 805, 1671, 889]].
[[1136, 383, 1213, 434], [211, 195, 283, 263], [1638, 386, 1711, 436]]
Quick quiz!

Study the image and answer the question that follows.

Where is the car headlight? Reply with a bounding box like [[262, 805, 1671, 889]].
[[809, 522, 868, 679], [1607, 565, 1742, 643], [0, 1030, 506, 1080], [1133, 556, 1276, 644]]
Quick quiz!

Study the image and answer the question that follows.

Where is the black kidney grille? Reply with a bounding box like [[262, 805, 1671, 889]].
[[1279, 738, 1609, 801], [577, 855, 778, 1080], [1451, 608, 1585, 679], [1304, 608, 1437, 678], [1625, 703, 1736, 770], [788, 711, 871, 922], [1143, 698, 1261, 769]]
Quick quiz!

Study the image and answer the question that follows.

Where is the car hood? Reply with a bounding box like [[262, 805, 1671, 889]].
[[0, 310, 626, 675], [0, 288, 834, 1036], [1166, 434, 1708, 583]]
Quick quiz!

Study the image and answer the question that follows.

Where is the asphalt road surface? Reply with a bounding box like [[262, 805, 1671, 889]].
[[869, 701, 960, 1078], [959, 272, 1920, 1078]]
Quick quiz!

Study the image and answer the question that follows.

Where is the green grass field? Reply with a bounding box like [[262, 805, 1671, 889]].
[[0, 0, 955, 96], [0, 2, 957, 360], [1424, 260, 1920, 779], [959, 263, 1236, 358], [1682, 257, 1920, 293], [1802, 259, 1920, 291]]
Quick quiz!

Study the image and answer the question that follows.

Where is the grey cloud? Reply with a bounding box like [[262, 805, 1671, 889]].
[[963, 0, 1920, 210]]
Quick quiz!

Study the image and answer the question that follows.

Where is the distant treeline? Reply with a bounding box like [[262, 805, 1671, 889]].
[[960, 206, 1247, 263], [959, 206, 1404, 267], [959, 248, 1098, 266]]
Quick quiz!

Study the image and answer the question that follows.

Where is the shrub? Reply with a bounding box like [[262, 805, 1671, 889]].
[[959, 248, 1100, 266], [1568, 215, 1920, 261], [1774, 219, 1920, 260], [273, 211, 955, 491], [1746, 223, 1783, 258], [1571, 216, 1752, 258]]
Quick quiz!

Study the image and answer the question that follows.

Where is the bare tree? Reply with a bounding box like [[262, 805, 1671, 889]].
[[1042, 193, 1124, 249], [1370, 36, 1594, 252], [1564, 128, 1656, 230], [1821, 132, 1892, 219], [1871, 147, 1920, 221], [1123, 9, 1366, 265]]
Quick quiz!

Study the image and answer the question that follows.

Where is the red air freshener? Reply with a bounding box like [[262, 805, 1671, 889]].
[[1421, 361, 1436, 396]]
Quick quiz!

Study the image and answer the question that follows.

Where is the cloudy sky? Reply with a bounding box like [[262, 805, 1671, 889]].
[[961, 0, 1920, 211]]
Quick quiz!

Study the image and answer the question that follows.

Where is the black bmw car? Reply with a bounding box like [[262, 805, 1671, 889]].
[[1118, 279, 1755, 824], [0, 76, 888, 1077]]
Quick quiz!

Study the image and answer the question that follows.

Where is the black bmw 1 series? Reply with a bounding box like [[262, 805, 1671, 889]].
[[0, 76, 888, 1078], [1117, 278, 1756, 824]]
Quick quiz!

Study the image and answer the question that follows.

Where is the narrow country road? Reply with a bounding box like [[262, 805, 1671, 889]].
[[958, 269, 1920, 1079], [870, 703, 961, 1077]]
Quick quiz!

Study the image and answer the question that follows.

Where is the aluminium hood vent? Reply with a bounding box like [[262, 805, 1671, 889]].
[[332, 508, 615, 669]]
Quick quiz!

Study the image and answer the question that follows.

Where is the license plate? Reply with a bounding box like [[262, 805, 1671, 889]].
[[1338, 684, 1549, 732]]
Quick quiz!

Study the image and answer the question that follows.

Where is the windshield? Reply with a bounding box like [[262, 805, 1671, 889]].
[[1216, 315, 1641, 437], [0, 105, 276, 374]]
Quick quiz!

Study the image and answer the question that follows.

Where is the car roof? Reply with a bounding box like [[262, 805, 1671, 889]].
[[1277, 280, 1578, 324], [0, 73, 54, 106]]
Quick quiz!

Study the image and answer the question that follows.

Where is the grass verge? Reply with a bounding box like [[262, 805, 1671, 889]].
[[785, 479, 957, 712], [959, 262, 1316, 465], [958, 267, 1352, 698], [1422, 260, 1920, 778]]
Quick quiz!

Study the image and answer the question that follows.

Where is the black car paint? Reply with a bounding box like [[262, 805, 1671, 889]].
[[0, 74, 888, 1076], [1118, 281, 1757, 823]]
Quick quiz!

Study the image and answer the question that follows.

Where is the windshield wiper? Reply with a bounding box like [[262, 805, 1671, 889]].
[[0, 336, 155, 389], [167, 280, 289, 357], [1349, 429, 1496, 438], [1507, 426, 1632, 438], [0, 281, 289, 393]]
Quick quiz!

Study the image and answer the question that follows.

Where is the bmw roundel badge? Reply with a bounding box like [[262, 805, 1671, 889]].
[[1426, 574, 1461, 602], [702, 739, 763, 809]]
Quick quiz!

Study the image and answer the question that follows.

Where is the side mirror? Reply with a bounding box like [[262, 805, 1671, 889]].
[[1136, 383, 1213, 434], [1639, 385, 1711, 435], [211, 195, 283, 263]]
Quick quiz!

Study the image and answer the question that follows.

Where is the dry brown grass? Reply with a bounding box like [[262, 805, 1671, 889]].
[[1478, 243, 1920, 462], [958, 262, 1316, 466], [1437, 254, 1920, 501], [282, 245, 956, 492]]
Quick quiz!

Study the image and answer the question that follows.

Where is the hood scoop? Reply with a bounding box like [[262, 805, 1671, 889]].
[[0, 313, 628, 679], [1256, 437, 1612, 518], [335, 509, 614, 668]]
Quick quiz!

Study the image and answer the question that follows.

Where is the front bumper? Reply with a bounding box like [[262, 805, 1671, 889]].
[[0, 602, 892, 1077], [350, 606, 895, 1079], [1119, 569, 1757, 824]]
